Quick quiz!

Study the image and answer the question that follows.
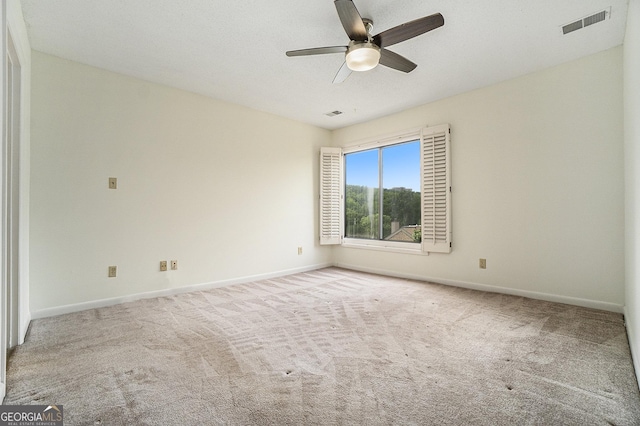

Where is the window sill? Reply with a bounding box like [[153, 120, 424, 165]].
[[341, 239, 427, 255]]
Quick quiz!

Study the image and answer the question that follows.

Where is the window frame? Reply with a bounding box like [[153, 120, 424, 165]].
[[342, 129, 424, 254]]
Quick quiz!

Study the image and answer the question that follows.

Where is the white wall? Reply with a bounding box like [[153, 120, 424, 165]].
[[333, 47, 624, 311], [29, 45, 627, 317], [30, 52, 332, 316], [624, 0, 640, 383]]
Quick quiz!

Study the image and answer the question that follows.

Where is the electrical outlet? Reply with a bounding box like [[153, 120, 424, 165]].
[[297, 247, 303, 255], [108, 177, 117, 189], [108, 266, 117, 277], [160, 260, 167, 272], [170, 260, 177, 270], [479, 258, 487, 269]]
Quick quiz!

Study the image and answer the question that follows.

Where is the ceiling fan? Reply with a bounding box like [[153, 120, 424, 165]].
[[286, 0, 444, 83]]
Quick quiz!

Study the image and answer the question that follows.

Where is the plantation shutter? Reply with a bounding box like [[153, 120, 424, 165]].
[[319, 147, 343, 245], [421, 124, 451, 253]]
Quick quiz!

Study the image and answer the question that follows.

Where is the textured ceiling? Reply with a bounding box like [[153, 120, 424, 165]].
[[20, 0, 629, 130]]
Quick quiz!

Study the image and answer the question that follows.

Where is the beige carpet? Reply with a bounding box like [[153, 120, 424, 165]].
[[5, 267, 640, 425]]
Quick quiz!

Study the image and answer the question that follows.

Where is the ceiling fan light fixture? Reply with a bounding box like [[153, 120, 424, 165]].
[[345, 42, 380, 72]]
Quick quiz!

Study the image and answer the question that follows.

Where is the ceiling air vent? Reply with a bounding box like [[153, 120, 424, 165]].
[[325, 110, 343, 117], [563, 8, 610, 35]]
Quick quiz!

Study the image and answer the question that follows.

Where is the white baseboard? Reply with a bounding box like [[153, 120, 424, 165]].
[[30, 261, 625, 319], [624, 306, 640, 391], [335, 263, 625, 314], [31, 263, 333, 319]]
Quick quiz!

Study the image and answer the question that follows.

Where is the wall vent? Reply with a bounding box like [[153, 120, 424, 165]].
[[562, 20, 583, 35], [583, 10, 607, 27], [562, 8, 610, 35], [325, 110, 343, 117]]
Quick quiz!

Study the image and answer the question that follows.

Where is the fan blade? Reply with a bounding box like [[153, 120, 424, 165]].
[[373, 13, 444, 48], [333, 62, 352, 84], [334, 0, 368, 41], [379, 49, 417, 73], [286, 46, 348, 57]]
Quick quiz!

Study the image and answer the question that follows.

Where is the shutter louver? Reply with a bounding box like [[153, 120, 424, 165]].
[[319, 147, 343, 245], [421, 124, 451, 253]]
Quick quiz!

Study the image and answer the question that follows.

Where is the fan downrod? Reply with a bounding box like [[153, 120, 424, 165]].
[[362, 18, 374, 37]]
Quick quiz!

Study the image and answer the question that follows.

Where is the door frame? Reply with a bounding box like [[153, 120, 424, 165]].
[[1, 1, 30, 402]]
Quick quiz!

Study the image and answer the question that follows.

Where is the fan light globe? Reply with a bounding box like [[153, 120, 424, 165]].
[[346, 42, 380, 72]]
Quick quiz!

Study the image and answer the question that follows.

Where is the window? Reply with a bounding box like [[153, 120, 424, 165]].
[[344, 141, 421, 242], [320, 124, 451, 254]]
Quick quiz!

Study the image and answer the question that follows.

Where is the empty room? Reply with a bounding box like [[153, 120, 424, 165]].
[[1, 0, 640, 424]]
